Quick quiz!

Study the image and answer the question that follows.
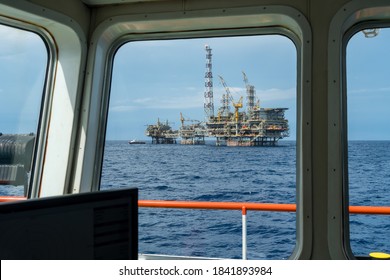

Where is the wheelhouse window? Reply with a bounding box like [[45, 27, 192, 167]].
[[0, 24, 48, 197], [346, 27, 390, 257], [101, 35, 297, 259]]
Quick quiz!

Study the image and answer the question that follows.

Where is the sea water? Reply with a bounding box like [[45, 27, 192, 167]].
[[348, 141, 390, 256], [1, 141, 388, 259], [100, 140, 390, 259], [102, 141, 296, 259]]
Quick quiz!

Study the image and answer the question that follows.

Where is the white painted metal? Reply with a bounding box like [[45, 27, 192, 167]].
[[0, 0, 88, 197], [72, 5, 312, 261], [327, 0, 390, 260], [81, 0, 161, 5], [242, 210, 247, 260]]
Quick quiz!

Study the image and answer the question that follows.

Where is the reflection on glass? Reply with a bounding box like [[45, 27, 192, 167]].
[[102, 36, 297, 259], [347, 28, 390, 257], [0, 25, 47, 196]]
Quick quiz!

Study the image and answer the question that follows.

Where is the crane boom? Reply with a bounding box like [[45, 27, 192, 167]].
[[218, 75, 243, 123], [218, 75, 242, 107], [242, 71, 249, 89]]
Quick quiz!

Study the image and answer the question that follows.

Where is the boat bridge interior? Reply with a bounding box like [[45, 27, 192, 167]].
[[0, 0, 390, 260]]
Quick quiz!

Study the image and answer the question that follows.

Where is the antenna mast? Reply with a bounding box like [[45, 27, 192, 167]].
[[204, 45, 214, 119]]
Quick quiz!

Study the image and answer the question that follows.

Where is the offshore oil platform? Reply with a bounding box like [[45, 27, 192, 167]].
[[145, 119, 178, 144], [145, 44, 289, 146], [179, 113, 206, 145]]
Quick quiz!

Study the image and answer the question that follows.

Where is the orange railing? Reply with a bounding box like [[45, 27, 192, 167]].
[[139, 200, 296, 212], [138, 200, 390, 215], [1, 196, 389, 259], [1, 196, 389, 214], [137, 200, 390, 259], [349, 205, 390, 215], [0, 196, 26, 202]]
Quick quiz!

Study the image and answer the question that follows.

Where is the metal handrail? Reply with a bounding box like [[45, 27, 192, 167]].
[[0, 196, 26, 202], [1, 196, 389, 259], [137, 200, 390, 259], [1, 196, 389, 214], [138, 200, 297, 260], [138, 200, 296, 212], [138, 200, 390, 214]]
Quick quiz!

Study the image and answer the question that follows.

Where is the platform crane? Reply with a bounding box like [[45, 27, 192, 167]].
[[242, 71, 250, 90], [180, 112, 200, 127], [218, 75, 243, 123]]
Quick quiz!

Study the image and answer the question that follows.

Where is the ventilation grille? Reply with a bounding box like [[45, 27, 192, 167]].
[[94, 204, 131, 259]]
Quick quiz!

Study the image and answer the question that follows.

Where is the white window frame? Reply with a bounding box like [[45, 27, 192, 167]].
[[75, 5, 312, 259], [328, 0, 390, 259], [0, 1, 87, 198]]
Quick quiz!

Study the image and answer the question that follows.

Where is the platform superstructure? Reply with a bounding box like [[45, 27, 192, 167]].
[[207, 106, 289, 146], [145, 45, 289, 146], [179, 113, 207, 145], [203, 46, 289, 146], [145, 119, 178, 144]]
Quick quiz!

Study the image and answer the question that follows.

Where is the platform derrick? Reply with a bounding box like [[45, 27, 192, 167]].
[[145, 119, 178, 144], [179, 113, 207, 145], [204, 44, 214, 121]]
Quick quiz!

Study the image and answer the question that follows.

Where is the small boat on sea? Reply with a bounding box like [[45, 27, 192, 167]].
[[128, 139, 146, 144]]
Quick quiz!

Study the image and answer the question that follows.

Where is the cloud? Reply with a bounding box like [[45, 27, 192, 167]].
[[349, 87, 390, 94], [257, 88, 296, 101], [110, 91, 205, 112], [213, 86, 295, 104], [123, 87, 289, 107], [111, 86, 295, 113], [0, 25, 45, 59], [110, 105, 138, 112], [132, 98, 153, 104], [185, 87, 198, 91], [207, 35, 294, 52]]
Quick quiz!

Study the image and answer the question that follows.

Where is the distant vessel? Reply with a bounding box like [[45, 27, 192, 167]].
[[128, 139, 146, 144]]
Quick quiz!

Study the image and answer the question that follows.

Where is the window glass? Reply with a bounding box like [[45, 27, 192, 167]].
[[0, 24, 48, 197], [347, 27, 390, 257], [102, 35, 297, 259]]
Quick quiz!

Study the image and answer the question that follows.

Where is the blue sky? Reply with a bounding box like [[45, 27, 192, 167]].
[[0, 25, 47, 134], [1, 25, 390, 140], [347, 29, 390, 140]]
